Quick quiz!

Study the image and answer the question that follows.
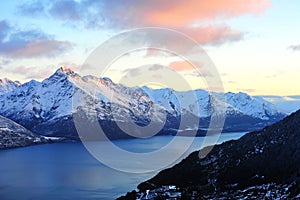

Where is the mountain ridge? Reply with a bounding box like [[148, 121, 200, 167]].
[[0, 67, 287, 139], [0, 115, 56, 149], [118, 109, 300, 199]]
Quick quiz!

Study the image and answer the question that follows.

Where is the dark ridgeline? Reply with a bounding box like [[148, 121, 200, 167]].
[[0, 115, 54, 149], [119, 109, 300, 199]]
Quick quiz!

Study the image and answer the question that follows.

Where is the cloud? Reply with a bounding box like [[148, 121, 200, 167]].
[[169, 61, 195, 71], [17, 1, 46, 17], [6, 65, 30, 74], [74, 0, 269, 28], [3, 62, 86, 80], [227, 80, 236, 84], [125, 0, 270, 27], [0, 58, 11, 70], [115, 24, 243, 48], [184, 71, 210, 78], [4, 39, 73, 58], [17, 0, 269, 45], [265, 74, 277, 79], [237, 88, 256, 93], [121, 64, 171, 79], [18, 0, 105, 29], [148, 64, 164, 71], [178, 25, 244, 45], [288, 44, 300, 51], [4, 65, 53, 80], [124, 63, 209, 78], [49, 0, 81, 21], [0, 20, 74, 58], [0, 20, 10, 40], [122, 67, 142, 77]]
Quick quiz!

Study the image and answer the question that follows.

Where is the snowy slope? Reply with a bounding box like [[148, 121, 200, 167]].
[[258, 95, 300, 114], [0, 67, 287, 138], [142, 87, 211, 118], [0, 78, 20, 95], [225, 92, 285, 121], [0, 67, 167, 137], [0, 115, 34, 136], [143, 88, 286, 121]]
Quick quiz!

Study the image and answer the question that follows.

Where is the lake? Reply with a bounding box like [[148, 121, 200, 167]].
[[0, 132, 247, 200]]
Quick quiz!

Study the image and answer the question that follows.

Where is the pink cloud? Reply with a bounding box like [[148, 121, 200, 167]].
[[9, 39, 73, 58], [179, 25, 243, 45], [20, 1, 271, 29], [169, 61, 195, 71], [107, 0, 267, 44], [19, 0, 270, 46], [144, 0, 270, 27]]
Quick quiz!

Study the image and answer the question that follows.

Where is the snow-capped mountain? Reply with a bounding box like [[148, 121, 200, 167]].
[[0, 67, 167, 139], [224, 92, 285, 121], [258, 95, 300, 114], [0, 78, 20, 95], [0, 67, 286, 139], [142, 87, 286, 133], [143, 87, 285, 121], [142, 87, 211, 118]]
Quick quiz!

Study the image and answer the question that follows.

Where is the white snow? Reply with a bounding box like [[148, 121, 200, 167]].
[[0, 78, 20, 95], [0, 67, 287, 130]]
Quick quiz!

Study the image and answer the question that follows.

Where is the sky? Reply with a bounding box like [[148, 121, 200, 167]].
[[0, 0, 299, 95]]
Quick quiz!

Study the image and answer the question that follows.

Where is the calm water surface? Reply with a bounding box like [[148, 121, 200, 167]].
[[0, 132, 247, 200]]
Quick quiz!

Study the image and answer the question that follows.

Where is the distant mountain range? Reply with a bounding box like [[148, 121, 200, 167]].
[[119, 109, 300, 199], [0, 67, 287, 140], [258, 95, 300, 114]]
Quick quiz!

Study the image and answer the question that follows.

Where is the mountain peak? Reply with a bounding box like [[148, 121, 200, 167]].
[[56, 66, 75, 75], [0, 78, 20, 86], [0, 78, 21, 95], [41, 67, 80, 86], [0, 78, 9, 84], [51, 66, 81, 79]]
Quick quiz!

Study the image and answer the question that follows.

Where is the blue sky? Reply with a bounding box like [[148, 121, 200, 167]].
[[0, 0, 299, 95]]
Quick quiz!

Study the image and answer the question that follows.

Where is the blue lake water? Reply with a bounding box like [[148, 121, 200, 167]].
[[0, 132, 247, 200]]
